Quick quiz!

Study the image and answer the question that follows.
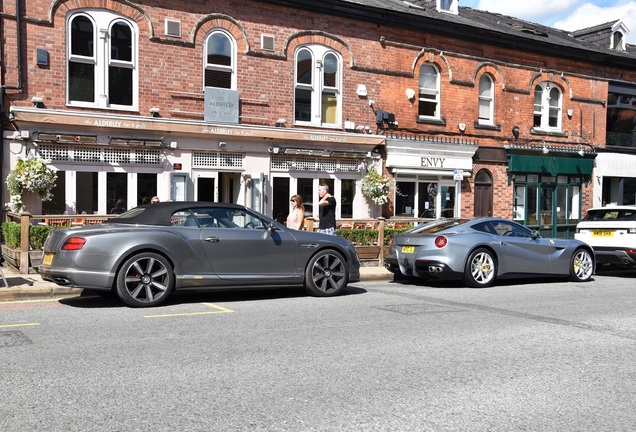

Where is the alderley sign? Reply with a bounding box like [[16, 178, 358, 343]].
[[204, 88, 239, 124]]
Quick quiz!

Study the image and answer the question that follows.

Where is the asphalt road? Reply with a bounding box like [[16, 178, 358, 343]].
[[1, 269, 636, 431]]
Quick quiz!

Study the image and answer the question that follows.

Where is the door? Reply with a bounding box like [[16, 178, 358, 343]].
[[474, 169, 493, 217], [194, 171, 218, 202], [196, 207, 298, 281], [493, 220, 558, 274]]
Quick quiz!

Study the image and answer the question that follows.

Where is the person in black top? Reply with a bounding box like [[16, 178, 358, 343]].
[[317, 184, 337, 235]]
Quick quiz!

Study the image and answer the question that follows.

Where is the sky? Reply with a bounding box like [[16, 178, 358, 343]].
[[461, 0, 636, 43]]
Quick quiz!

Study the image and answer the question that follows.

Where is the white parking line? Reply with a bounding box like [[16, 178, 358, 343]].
[[144, 302, 235, 318]]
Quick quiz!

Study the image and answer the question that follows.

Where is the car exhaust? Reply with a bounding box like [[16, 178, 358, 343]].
[[54, 277, 71, 285], [428, 265, 442, 273]]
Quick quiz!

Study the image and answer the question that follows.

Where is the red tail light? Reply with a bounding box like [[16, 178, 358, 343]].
[[62, 237, 86, 251], [388, 236, 394, 247], [434, 236, 447, 248]]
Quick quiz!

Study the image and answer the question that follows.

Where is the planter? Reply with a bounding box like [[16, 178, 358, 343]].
[[1, 245, 42, 274], [355, 245, 382, 267]]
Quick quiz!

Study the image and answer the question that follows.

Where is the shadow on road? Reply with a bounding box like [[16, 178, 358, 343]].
[[60, 285, 367, 309]]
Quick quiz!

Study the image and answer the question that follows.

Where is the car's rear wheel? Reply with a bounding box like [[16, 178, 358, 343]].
[[569, 248, 594, 282], [304, 249, 348, 296], [464, 248, 496, 288], [116, 252, 174, 307]]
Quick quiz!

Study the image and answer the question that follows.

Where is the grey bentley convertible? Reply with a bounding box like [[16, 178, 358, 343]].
[[39, 202, 360, 307]]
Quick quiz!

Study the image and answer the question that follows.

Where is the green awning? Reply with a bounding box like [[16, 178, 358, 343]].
[[507, 153, 595, 176]]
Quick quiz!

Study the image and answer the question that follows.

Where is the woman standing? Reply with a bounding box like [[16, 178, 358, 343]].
[[286, 194, 305, 230]]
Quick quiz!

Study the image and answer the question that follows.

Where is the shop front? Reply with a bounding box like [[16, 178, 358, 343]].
[[506, 147, 596, 238], [5, 107, 384, 219], [385, 137, 478, 219]]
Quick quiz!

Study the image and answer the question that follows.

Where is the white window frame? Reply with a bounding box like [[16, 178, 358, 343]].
[[478, 74, 494, 125], [533, 82, 562, 132], [66, 11, 138, 110], [203, 29, 237, 90], [437, 0, 458, 14], [294, 45, 342, 128], [418, 64, 440, 120]]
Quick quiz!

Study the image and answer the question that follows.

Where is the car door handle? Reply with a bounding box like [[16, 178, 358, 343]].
[[204, 237, 220, 243]]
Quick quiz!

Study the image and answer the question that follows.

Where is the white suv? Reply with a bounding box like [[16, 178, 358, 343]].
[[575, 205, 636, 268]]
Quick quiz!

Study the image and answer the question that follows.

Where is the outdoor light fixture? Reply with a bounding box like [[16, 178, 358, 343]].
[[577, 145, 585, 157], [149, 107, 160, 117], [542, 142, 549, 154], [512, 126, 520, 140], [218, 141, 227, 147], [275, 119, 286, 127]]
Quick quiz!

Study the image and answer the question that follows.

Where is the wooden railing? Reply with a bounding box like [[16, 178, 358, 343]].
[[3, 212, 115, 273], [304, 217, 433, 264]]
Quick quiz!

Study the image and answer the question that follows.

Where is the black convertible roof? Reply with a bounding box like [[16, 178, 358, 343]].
[[107, 202, 247, 226]]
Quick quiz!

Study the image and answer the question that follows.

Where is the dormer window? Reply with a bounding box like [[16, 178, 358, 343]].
[[438, 0, 458, 14], [612, 31, 625, 51]]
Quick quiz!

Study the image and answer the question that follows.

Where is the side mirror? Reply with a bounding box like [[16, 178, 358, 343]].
[[531, 230, 541, 238]]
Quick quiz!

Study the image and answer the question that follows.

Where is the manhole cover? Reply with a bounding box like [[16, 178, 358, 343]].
[[0, 331, 33, 348]]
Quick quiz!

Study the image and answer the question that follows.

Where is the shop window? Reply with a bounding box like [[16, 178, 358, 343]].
[[42, 171, 67, 214], [294, 46, 342, 127], [204, 30, 236, 89], [396, 182, 416, 216], [137, 174, 158, 205], [533, 83, 562, 131], [67, 12, 137, 109], [418, 64, 440, 119]]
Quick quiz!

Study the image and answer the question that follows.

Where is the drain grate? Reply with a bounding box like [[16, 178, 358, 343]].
[[376, 303, 465, 315], [0, 331, 33, 348]]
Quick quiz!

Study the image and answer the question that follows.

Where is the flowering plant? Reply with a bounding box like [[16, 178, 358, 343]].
[[6, 156, 57, 213], [361, 163, 393, 205]]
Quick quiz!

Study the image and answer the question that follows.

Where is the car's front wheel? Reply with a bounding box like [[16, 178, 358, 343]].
[[569, 248, 594, 282], [304, 249, 348, 296], [116, 252, 174, 307], [464, 248, 497, 288]]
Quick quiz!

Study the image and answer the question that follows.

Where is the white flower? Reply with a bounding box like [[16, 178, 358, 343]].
[[5, 156, 57, 213], [361, 163, 393, 206]]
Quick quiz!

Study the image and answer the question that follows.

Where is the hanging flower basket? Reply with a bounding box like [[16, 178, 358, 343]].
[[361, 164, 393, 205], [5, 156, 57, 213]]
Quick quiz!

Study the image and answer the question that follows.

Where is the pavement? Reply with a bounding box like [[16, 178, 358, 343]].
[[0, 263, 392, 303]]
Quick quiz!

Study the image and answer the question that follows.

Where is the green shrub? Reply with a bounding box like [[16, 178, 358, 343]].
[[2, 222, 21, 249], [335, 227, 410, 245], [30, 225, 52, 250], [1, 222, 53, 250]]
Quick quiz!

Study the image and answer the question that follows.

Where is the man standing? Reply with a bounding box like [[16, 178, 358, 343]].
[[317, 184, 337, 235]]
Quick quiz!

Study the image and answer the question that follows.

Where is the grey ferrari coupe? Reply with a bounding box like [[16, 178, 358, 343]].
[[39, 202, 360, 307], [385, 217, 594, 287]]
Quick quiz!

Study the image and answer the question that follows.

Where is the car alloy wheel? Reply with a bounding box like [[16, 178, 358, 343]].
[[116, 252, 174, 307], [570, 248, 594, 282], [464, 248, 497, 288], [304, 250, 348, 296]]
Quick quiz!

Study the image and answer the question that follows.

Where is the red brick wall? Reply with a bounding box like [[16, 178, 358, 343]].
[[0, 0, 627, 216]]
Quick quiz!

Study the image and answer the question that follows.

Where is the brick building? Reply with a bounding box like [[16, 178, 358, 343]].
[[2, 0, 636, 237]]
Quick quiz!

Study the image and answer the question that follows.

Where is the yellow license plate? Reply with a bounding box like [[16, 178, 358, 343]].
[[401, 246, 415, 253], [592, 230, 614, 237], [42, 252, 54, 266]]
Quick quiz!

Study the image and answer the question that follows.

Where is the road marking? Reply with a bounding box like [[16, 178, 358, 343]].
[[0, 323, 41, 329], [144, 302, 234, 318]]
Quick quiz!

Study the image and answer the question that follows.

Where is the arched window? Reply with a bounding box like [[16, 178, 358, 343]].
[[418, 64, 440, 119], [533, 82, 562, 131], [205, 31, 236, 89], [67, 12, 137, 109], [478, 75, 494, 124], [294, 45, 341, 127]]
